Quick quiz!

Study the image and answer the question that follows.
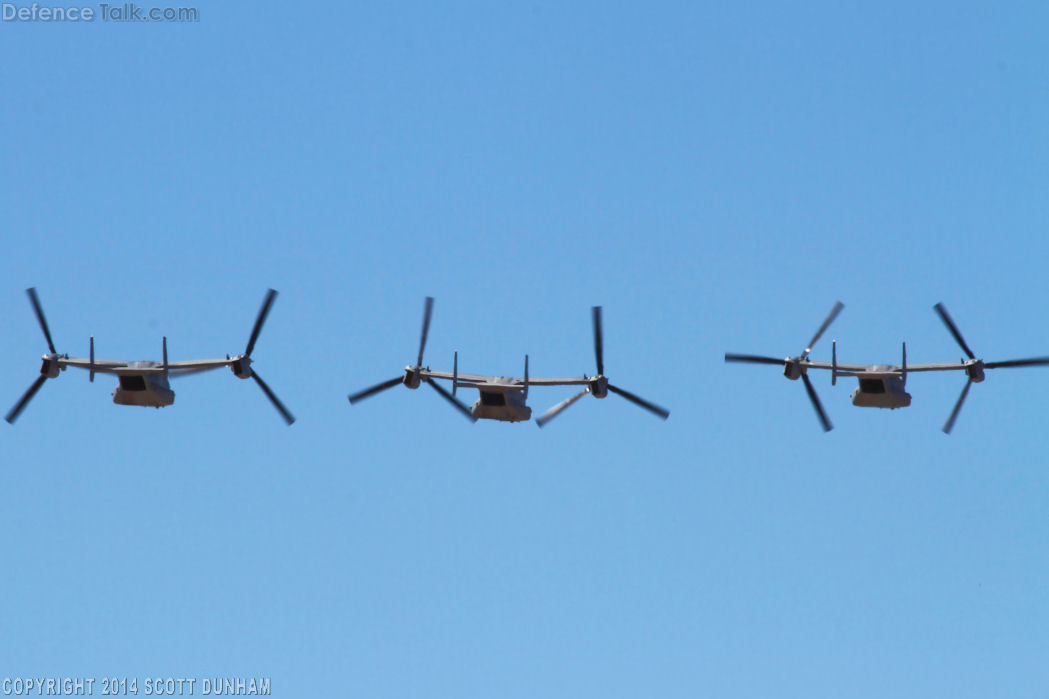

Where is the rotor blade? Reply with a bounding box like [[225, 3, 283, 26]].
[[800, 372, 833, 432], [607, 384, 670, 419], [26, 288, 56, 354], [536, 388, 589, 428], [804, 301, 844, 357], [592, 306, 604, 376], [348, 376, 403, 404], [245, 289, 277, 357], [417, 296, 434, 368], [933, 303, 975, 360], [425, 377, 476, 422], [250, 370, 295, 425], [6, 375, 47, 424], [942, 379, 972, 435], [725, 353, 786, 366], [985, 357, 1049, 369]]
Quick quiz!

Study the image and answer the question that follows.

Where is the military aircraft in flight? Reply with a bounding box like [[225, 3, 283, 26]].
[[348, 297, 669, 427], [726, 301, 1049, 433], [6, 288, 295, 425]]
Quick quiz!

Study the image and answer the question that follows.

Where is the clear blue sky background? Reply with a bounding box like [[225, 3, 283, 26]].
[[2, 2, 1048, 696]]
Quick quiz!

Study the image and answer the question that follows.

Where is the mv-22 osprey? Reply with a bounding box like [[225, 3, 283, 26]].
[[6, 288, 295, 425], [348, 297, 669, 426], [726, 301, 1049, 433]]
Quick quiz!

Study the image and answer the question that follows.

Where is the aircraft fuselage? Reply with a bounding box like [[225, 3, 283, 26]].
[[112, 363, 174, 408], [469, 384, 532, 422], [850, 369, 911, 409]]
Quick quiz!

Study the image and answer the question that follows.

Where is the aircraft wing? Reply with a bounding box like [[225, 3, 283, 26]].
[[901, 361, 969, 373], [806, 360, 970, 375], [801, 361, 871, 373], [57, 357, 161, 374], [518, 377, 591, 386], [58, 357, 234, 375], [422, 369, 493, 385], [166, 358, 234, 372], [423, 369, 590, 387]]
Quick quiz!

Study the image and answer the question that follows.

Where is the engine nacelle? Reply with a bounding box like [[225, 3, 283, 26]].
[[965, 360, 985, 383], [403, 367, 421, 389], [589, 375, 609, 398], [40, 355, 61, 379], [231, 356, 253, 379], [783, 359, 802, 381]]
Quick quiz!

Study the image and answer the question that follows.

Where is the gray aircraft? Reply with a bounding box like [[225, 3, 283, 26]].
[[348, 297, 670, 426], [725, 301, 1049, 433], [6, 288, 295, 425]]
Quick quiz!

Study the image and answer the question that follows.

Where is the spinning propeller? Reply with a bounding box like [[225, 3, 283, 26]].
[[933, 303, 1049, 434], [724, 301, 843, 432], [348, 297, 476, 422], [6, 288, 63, 424], [230, 289, 296, 425], [535, 306, 670, 427]]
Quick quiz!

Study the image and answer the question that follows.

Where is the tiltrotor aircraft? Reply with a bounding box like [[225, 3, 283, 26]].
[[348, 297, 669, 426], [725, 301, 1049, 433], [6, 288, 295, 425]]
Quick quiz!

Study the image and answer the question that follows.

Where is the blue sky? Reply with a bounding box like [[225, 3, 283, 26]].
[[2, 2, 1048, 696]]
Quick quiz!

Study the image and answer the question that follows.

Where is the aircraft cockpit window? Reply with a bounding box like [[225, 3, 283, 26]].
[[480, 392, 505, 406], [859, 378, 885, 394], [119, 375, 147, 391]]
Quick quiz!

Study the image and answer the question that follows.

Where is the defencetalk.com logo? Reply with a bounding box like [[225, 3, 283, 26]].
[[2, 3, 199, 22]]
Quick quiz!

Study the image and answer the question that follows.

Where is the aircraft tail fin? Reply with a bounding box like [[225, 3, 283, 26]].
[[831, 340, 837, 386], [901, 341, 907, 385]]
